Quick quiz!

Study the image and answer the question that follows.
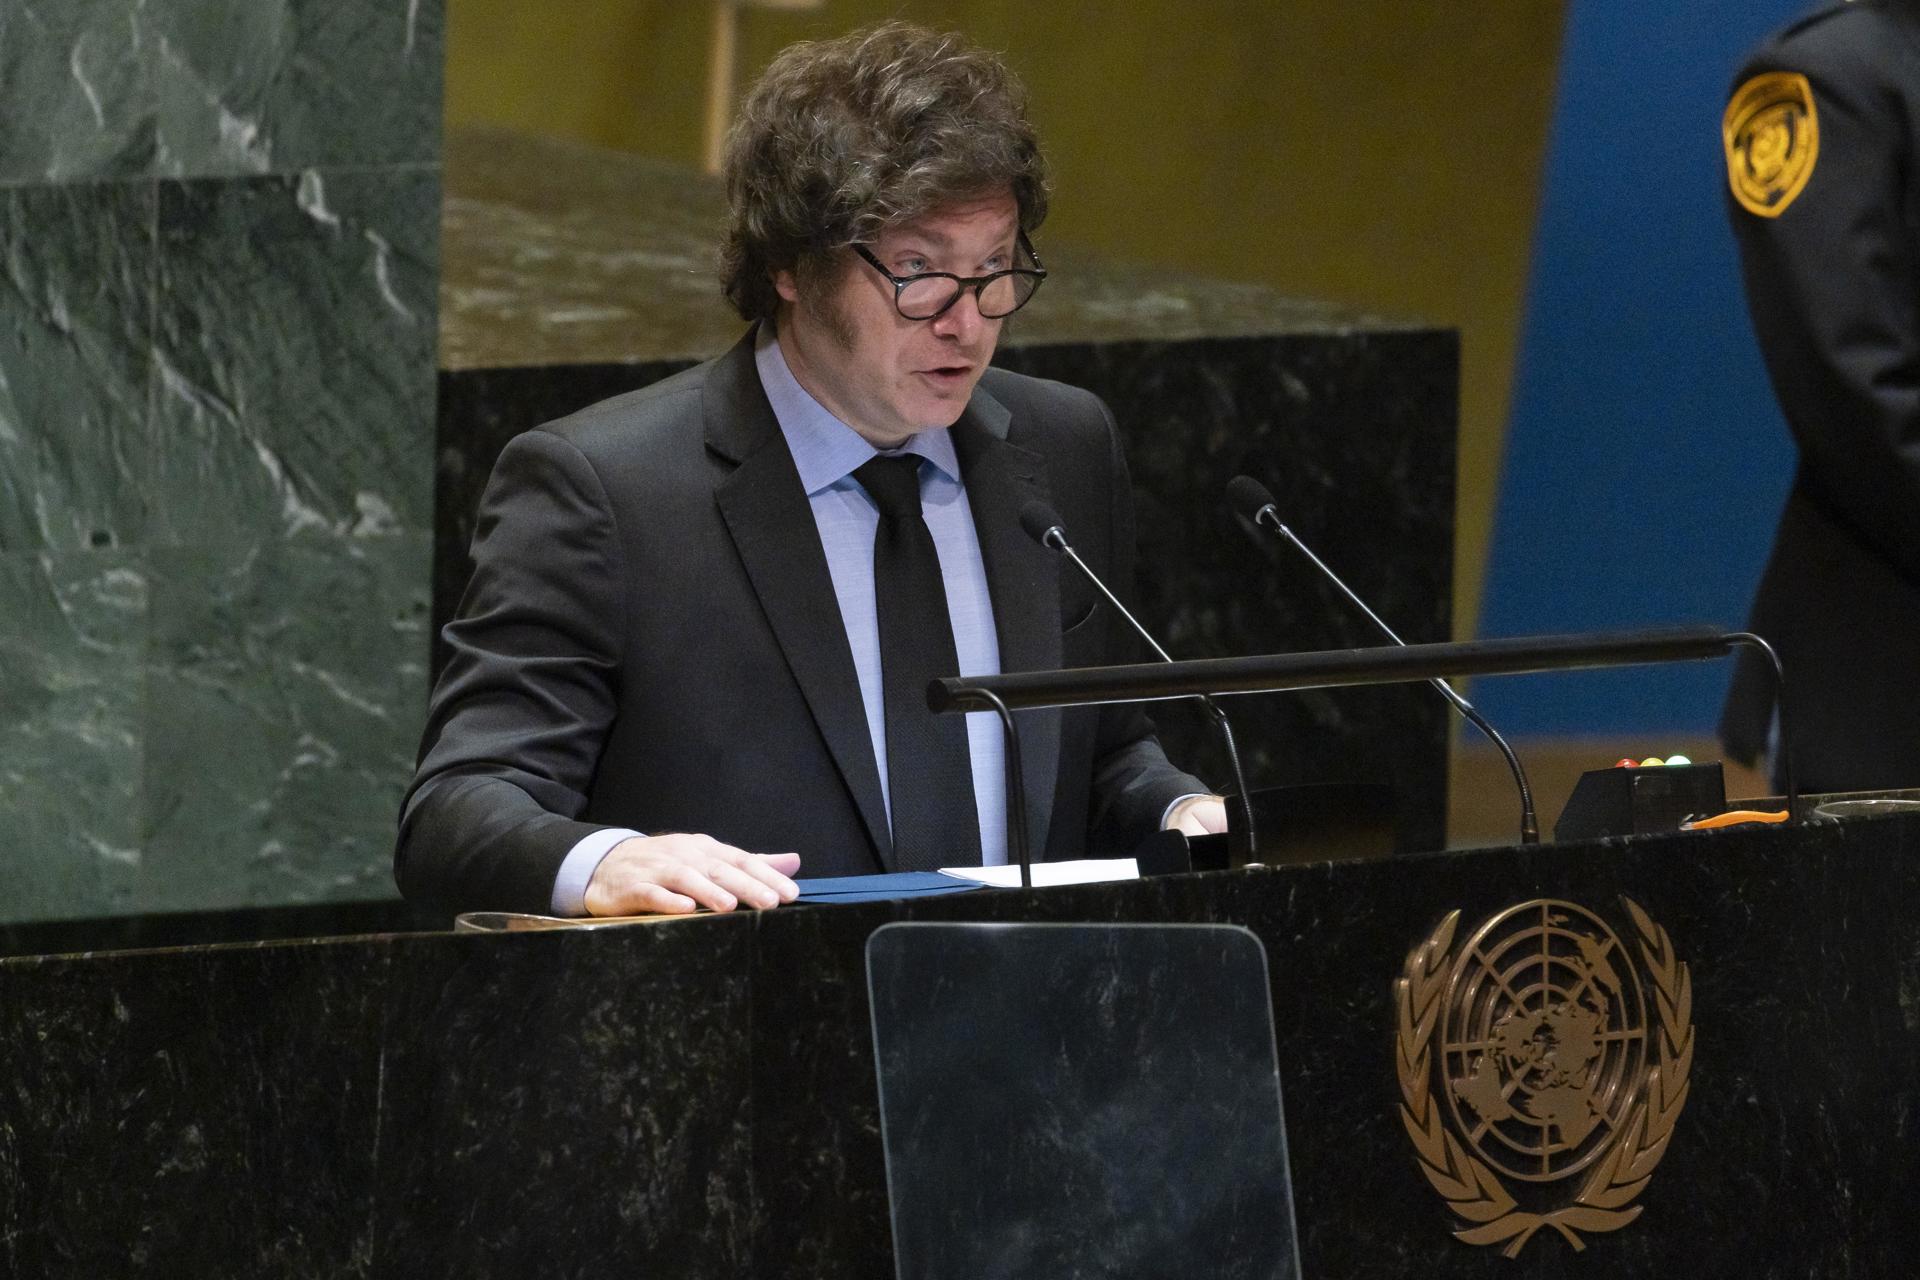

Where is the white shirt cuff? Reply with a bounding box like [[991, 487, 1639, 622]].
[[1159, 793, 1211, 830], [551, 827, 643, 916]]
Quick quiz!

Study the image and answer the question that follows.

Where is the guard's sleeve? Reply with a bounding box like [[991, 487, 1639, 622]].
[[1725, 35, 1920, 583]]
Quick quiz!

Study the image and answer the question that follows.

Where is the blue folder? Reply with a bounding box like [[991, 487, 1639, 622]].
[[792, 872, 986, 904]]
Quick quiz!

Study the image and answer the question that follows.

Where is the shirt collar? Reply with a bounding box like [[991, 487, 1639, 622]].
[[754, 326, 961, 495]]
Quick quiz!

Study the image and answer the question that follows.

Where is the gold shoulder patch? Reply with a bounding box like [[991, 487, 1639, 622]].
[[1723, 71, 1819, 218]]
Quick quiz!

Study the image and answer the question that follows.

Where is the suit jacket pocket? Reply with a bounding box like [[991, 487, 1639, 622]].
[[1058, 579, 1100, 637]]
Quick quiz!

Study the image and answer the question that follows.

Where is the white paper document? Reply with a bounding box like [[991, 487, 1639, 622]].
[[936, 858, 1139, 888]]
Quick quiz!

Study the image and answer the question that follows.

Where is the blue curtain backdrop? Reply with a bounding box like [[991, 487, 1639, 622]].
[[1474, 0, 1819, 737]]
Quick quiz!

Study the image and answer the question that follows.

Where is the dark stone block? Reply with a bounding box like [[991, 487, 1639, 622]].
[[371, 924, 757, 1272], [5, 815, 1920, 1275], [0, 940, 385, 1277], [746, 898, 899, 1277], [0, 896, 431, 960], [996, 334, 1456, 848], [430, 335, 1455, 848]]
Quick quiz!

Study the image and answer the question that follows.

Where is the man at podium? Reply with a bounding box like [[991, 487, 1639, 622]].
[[396, 22, 1225, 919]]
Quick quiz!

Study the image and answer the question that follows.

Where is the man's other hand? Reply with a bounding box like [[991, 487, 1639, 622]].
[[584, 835, 802, 916], [1163, 795, 1230, 839]]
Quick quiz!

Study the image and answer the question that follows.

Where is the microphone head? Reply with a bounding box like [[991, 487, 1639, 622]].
[[1019, 500, 1066, 548], [1227, 474, 1278, 521]]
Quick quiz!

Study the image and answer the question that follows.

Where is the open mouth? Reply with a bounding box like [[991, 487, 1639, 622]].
[[921, 365, 973, 384]]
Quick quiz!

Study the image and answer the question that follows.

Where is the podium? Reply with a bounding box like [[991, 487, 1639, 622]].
[[3, 809, 1919, 1275]]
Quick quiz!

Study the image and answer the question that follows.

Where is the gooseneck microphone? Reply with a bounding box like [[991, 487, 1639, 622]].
[[1226, 475, 1541, 845], [1018, 500, 1258, 858]]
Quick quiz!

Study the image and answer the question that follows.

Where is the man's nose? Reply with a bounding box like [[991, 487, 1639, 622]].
[[930, 286, 987, 340]]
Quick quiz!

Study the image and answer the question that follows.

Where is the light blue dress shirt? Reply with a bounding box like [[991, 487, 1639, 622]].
[[550, 331, 1009, 913]]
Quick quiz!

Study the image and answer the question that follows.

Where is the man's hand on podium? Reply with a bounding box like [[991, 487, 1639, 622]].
[[1164, 795, 1230, 839], [584, 835, 801, 916]]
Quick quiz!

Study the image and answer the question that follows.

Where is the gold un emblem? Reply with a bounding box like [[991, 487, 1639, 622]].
[[1395, 898, 1693, 1257]]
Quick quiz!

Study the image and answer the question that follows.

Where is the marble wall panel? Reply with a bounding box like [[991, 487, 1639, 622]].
[[137, 534, 431, 914], [0, 181, 154, 554], [0, 0, 445, 930], [0, 0, 441, 184], [0, 551, 147, 920], [0, 0, 153, 182], [150, 169, 439, 546], [149, 0, 444, 177]]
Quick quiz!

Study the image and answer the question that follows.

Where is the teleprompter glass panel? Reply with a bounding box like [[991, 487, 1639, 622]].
[[866, 923, 1299, 1280]]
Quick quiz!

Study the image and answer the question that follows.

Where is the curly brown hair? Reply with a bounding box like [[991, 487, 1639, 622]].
[[719, 21, 1050, 323]]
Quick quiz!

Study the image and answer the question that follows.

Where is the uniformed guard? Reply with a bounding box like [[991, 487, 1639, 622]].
[[1719, 0, 1920, 793]]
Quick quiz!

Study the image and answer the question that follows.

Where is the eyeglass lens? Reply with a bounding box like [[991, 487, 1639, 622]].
[[896, 271, 1040, 320]]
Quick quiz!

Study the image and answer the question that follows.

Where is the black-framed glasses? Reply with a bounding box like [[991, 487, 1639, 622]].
[[853, 234, 1047, 321]]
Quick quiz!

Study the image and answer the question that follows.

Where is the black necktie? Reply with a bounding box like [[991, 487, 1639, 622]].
[[852, 455, 982, 871]]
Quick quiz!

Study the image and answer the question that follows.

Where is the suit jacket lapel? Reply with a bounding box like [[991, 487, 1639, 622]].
[[706, 332, 893, 870], [952, 390, 1063, 862]]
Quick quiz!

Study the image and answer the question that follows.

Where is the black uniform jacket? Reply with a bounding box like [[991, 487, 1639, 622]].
[[1720, 0, 1920, 790], [395, 330, 1206, 915]]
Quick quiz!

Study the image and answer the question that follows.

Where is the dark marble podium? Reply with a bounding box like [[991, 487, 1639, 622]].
[[435, 126, 1459, 851], [5, 811, 1918, 1277]]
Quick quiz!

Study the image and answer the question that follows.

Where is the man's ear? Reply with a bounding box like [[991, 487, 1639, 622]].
[[773, 269, 800, 304]]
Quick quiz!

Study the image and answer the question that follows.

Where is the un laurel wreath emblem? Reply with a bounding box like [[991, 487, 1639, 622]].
[[1394, 898, 1694, 1258]]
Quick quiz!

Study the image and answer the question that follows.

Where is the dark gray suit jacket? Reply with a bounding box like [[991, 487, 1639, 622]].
[[396, 330, 1207, 915]]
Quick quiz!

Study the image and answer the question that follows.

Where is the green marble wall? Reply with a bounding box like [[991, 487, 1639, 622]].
[[0, 0, 443, 922]]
